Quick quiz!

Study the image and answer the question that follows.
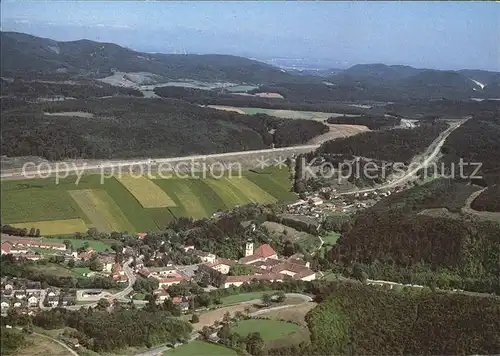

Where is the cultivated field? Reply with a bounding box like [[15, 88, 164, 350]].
[[117, 175, 177, 208], [307, 123, 370, 144], [69, 189, 135, 233], [207, 105, 355, 121], [1, 167, 295, 235], [11, 218, 88, 236]]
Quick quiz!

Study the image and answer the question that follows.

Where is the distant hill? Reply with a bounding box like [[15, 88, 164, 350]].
[[328, 64, 500, 100], [2, 32, 499, 101], [0, 31, 297, 84]]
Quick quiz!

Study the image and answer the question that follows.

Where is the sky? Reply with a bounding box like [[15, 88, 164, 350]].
[[1, 1, 499, 71]]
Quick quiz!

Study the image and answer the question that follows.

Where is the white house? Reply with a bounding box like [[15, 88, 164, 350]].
[[27, 295, 38, 307]]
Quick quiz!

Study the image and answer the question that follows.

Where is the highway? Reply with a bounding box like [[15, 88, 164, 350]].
[[0, 144, 320, 180], [339, 118, 467, 195], [66, 258, 135, 310]]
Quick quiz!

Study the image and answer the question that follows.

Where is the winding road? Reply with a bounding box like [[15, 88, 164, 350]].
[[339, 118, 467, 195], [66, 258, 135, 310], [15, 327, 80, 356], [133, 293, 313, 356]]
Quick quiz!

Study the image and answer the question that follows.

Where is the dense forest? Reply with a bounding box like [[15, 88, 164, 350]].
[[316, 121, 448, 162], [471, 185, 500, 212], [304, 282, 500, 355], [153, 86, 369, 115], [1, 78, 143, 99], [8, 307, 193, 352], [1, 32, 298, 84], [326, 114, 401, 130], [441, 114, 500, 185], [1, 98, 327, 160], [386, 99, 500, 119], [323, 179, 500, 293]]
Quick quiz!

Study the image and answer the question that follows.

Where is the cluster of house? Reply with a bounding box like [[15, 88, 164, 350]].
[[135, 266, 190, 309], [1, 237, 67, 260], [0, 278, 76, 314], [198, 242, 317, 289], [78, 248, 127, 282]]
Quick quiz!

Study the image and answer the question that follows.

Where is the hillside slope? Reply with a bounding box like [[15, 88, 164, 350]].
[[0, 31, 297, 83], [0, 98, 327, 160]]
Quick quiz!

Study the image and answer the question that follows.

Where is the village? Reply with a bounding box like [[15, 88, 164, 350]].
[[0, 226, 318, 316]]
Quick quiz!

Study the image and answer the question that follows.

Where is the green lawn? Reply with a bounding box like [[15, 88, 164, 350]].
[[220, 291, 277, 305], [232, 319, 300, 341], [132, 293, 146, 300], [163, 341, 237, 356], [71, 267, 92, 276]]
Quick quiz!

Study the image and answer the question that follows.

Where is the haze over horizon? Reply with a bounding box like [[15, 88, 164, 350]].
[[1, 1, 499, 71]]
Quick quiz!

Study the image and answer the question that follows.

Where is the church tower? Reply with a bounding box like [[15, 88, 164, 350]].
[[245, 241, 254, 257]]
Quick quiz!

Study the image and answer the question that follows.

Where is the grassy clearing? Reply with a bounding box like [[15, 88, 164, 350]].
[[209, 106, 334, 121], [164, 340, 237, 356], [117, 175, 177, 208], [11, 218, 88, 236], [40, 237, 111, 252], [69, 189, 135, 233], [221, 291, 277, 305], [15, 333, 70, 356], [297, 235, 322, 254], [232, 319, 300, 341], [260, 302, 317, 325], [322, 231, 341, 245], [25, 263, 75, 278]]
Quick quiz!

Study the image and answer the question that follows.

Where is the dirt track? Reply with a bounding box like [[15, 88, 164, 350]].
[[308, 124, 370, 144]]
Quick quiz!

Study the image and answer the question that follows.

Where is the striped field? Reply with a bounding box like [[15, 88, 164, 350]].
[[68, 189, 135, 233], [1, 167, 296, 235], [117, 175, 177, 208]]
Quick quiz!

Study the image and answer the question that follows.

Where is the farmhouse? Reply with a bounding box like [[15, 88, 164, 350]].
[[99, 254, 116, 272], [153, 288, 170, 301], [194, 250, 217, 263], [223, 273, 284, 288], [203, 258, 236, 275], [155, 272, 188, 288], [78, 248, 94, 261], [1, 238, 66, 251]]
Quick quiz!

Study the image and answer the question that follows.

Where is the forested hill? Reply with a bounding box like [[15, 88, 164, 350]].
[[325, 178, 500, 294], [1, 98, 328, 160], [3, 31, 500, 101], [0, 31, 297, 83]]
